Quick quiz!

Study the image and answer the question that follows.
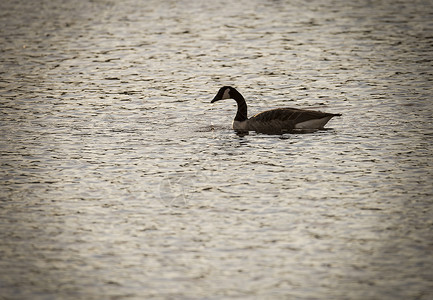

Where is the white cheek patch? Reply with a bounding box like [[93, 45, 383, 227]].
[[222, 88, 231, 99]]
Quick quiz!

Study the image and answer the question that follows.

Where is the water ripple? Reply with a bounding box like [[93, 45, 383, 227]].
[[1, 0, 432, 299]]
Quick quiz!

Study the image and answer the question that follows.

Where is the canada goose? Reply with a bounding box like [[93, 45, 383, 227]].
[[211, 86, 341, 134]]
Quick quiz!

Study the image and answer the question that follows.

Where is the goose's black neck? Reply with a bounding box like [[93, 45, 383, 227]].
[[231, 89, 248, 122]]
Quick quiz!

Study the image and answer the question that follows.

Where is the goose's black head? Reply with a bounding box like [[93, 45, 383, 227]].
[[211, 86, 235, 103]]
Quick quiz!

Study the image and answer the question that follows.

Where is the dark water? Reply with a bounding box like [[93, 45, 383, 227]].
[[1, 0, 432, 299]]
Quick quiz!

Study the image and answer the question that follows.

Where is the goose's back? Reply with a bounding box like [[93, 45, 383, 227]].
[[251, 107, 337, 123]]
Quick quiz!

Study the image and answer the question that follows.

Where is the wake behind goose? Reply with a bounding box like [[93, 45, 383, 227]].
[[211, 86, 341, 134]]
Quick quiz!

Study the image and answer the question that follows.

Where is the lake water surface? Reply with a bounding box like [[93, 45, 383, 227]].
[[1, 0, 432, 299]]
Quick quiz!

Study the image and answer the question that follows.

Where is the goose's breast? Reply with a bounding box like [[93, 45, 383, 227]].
[[233, 120, 249, 131]]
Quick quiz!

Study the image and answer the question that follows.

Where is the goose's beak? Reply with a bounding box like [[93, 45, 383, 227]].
[[211, 97, 220, 103]]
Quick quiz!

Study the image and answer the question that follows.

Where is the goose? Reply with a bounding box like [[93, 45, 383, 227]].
[[211, 86, 341, 134]]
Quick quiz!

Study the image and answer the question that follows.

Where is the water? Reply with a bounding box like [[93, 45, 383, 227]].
[[1, 0, 432, 299]]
